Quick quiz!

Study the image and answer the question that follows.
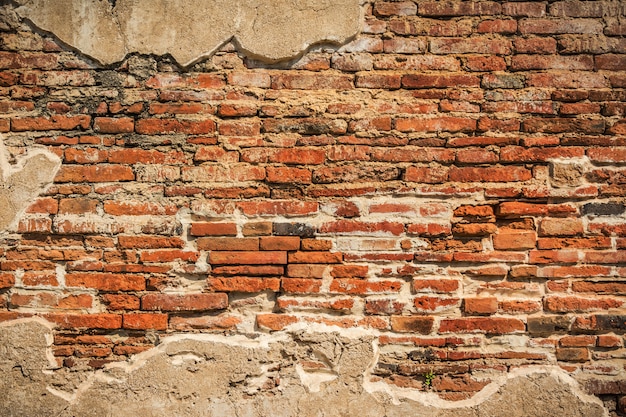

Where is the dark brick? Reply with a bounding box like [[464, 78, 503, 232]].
[[581, 203, 626, 216], [273, 223, 316, 238], [527, 316, 571, 335], [595, 315, 626, 332]]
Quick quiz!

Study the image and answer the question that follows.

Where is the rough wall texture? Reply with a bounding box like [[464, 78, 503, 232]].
[[0, 0, 625, 415]]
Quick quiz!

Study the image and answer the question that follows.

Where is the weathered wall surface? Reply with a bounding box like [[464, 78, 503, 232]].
[[0, 0, 625, 415]]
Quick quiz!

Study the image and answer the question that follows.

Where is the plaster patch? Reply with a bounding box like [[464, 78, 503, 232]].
[[0, 319, 610, 417], [0, 139, 61, 232], [14, 0, 362, 66]]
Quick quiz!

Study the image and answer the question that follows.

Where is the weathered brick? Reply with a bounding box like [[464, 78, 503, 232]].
[[141, 293, 228, 311], [210, 251, 287, 265]]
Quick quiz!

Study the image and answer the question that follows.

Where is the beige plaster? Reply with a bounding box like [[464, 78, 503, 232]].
[[13, 0, 362, 66], [0, 139, 61, 232], [0, 319, 609, 417]]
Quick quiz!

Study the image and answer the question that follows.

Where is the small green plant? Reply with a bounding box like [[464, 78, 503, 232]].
[[423, 370, 435, 388]]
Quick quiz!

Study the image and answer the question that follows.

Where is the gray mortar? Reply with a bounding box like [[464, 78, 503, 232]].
[[0, 319, 609, 417]]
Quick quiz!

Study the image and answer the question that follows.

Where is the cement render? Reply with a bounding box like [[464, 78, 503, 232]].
[[0, 319, 609, 417]]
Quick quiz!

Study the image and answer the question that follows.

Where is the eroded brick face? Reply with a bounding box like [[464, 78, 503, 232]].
[[1, 1, 626, 410]]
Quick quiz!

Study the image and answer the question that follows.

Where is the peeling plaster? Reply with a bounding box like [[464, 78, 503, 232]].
[[0, 319, 609, 417], [0, 137, 61, 233], [13, 0, 363, 66]]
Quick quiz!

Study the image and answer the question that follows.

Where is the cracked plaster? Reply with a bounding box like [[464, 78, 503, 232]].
[[0, 138, 61, 233], [0, 319, 609, 417], [13, 0, 363, 66]]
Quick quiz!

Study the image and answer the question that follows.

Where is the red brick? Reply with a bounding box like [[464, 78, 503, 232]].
[[47, 313, 122, 329], [266, 166, 312, 184], [237, 201, 318, 216], [539, 218, 584, 236], [281, 278, 323, 293], [519, 18, 603, 34], [477, 19, 517, 33], [197, 237, 259, 251], [529, 250, 579, 264], [210, 251, 287, 265], [449, 166, 532, 182], [93, 117, 134, 133], [588, 147, 626, 164], [0, 273, 15, 289], [104, 201, 178, 216], [523, 117, 605, 134], [135, 118, 215, 135], [419, 1, 501, 16], [465, 297, 498, 314], [493, 231, 537, 250], [55, 165, 134, 183], [190, 223, 237, 236], [259, 236, 300, 251], [513, 37, 557, 54], [146, 73, 225, 89], [330, 264, 369, 278], [170, 315, 241, 331], [271, 73, 353, 90], [390, 316, 434, 333], [118, 236, 185, 249], [256, 313, 298, 331], [141, 293, 228, 311], [207, 277, 280, 292], [412, 279, 459, 293], [150, 103, 208, 115], [64, 148, 108, 164], [123, 313, 167, 330], [573, 281, 626, 294], [556, 347, 589, 362], [66, 273, 145, 291], [320, 220, 404, 235], [12, 115, 90, 131], [537, 237, 611, 249], [499, 300, 542, 314], [102, 294, 140, 310], [140, 250, 199, 263], [498, 202, 577, 217], [182, 165, 265, 182], [511, 55, 594, 71], [402, 74, 480, 89], [414, 296, 459, 312], [288, 251, 342, 264], [544, 296, 624, 312], [109, 149, 184, 164], [431, 38, 512, 55], [213, 265, 283, 276], [597, 335, 623, 348], [365, 299, 405, 315], [439, 318, 525, 334], [286, 264, 327, 278], [404, 166, 448, 184], [329, 279, 402, 294]]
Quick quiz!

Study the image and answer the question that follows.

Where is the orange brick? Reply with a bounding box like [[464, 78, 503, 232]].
[[141, 293, 228, 311]]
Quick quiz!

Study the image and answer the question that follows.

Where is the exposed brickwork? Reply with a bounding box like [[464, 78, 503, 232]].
[[1, 1, 626, 411]]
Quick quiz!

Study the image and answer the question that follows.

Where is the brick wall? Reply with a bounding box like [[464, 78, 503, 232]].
[[1, 1, 625, 413]]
